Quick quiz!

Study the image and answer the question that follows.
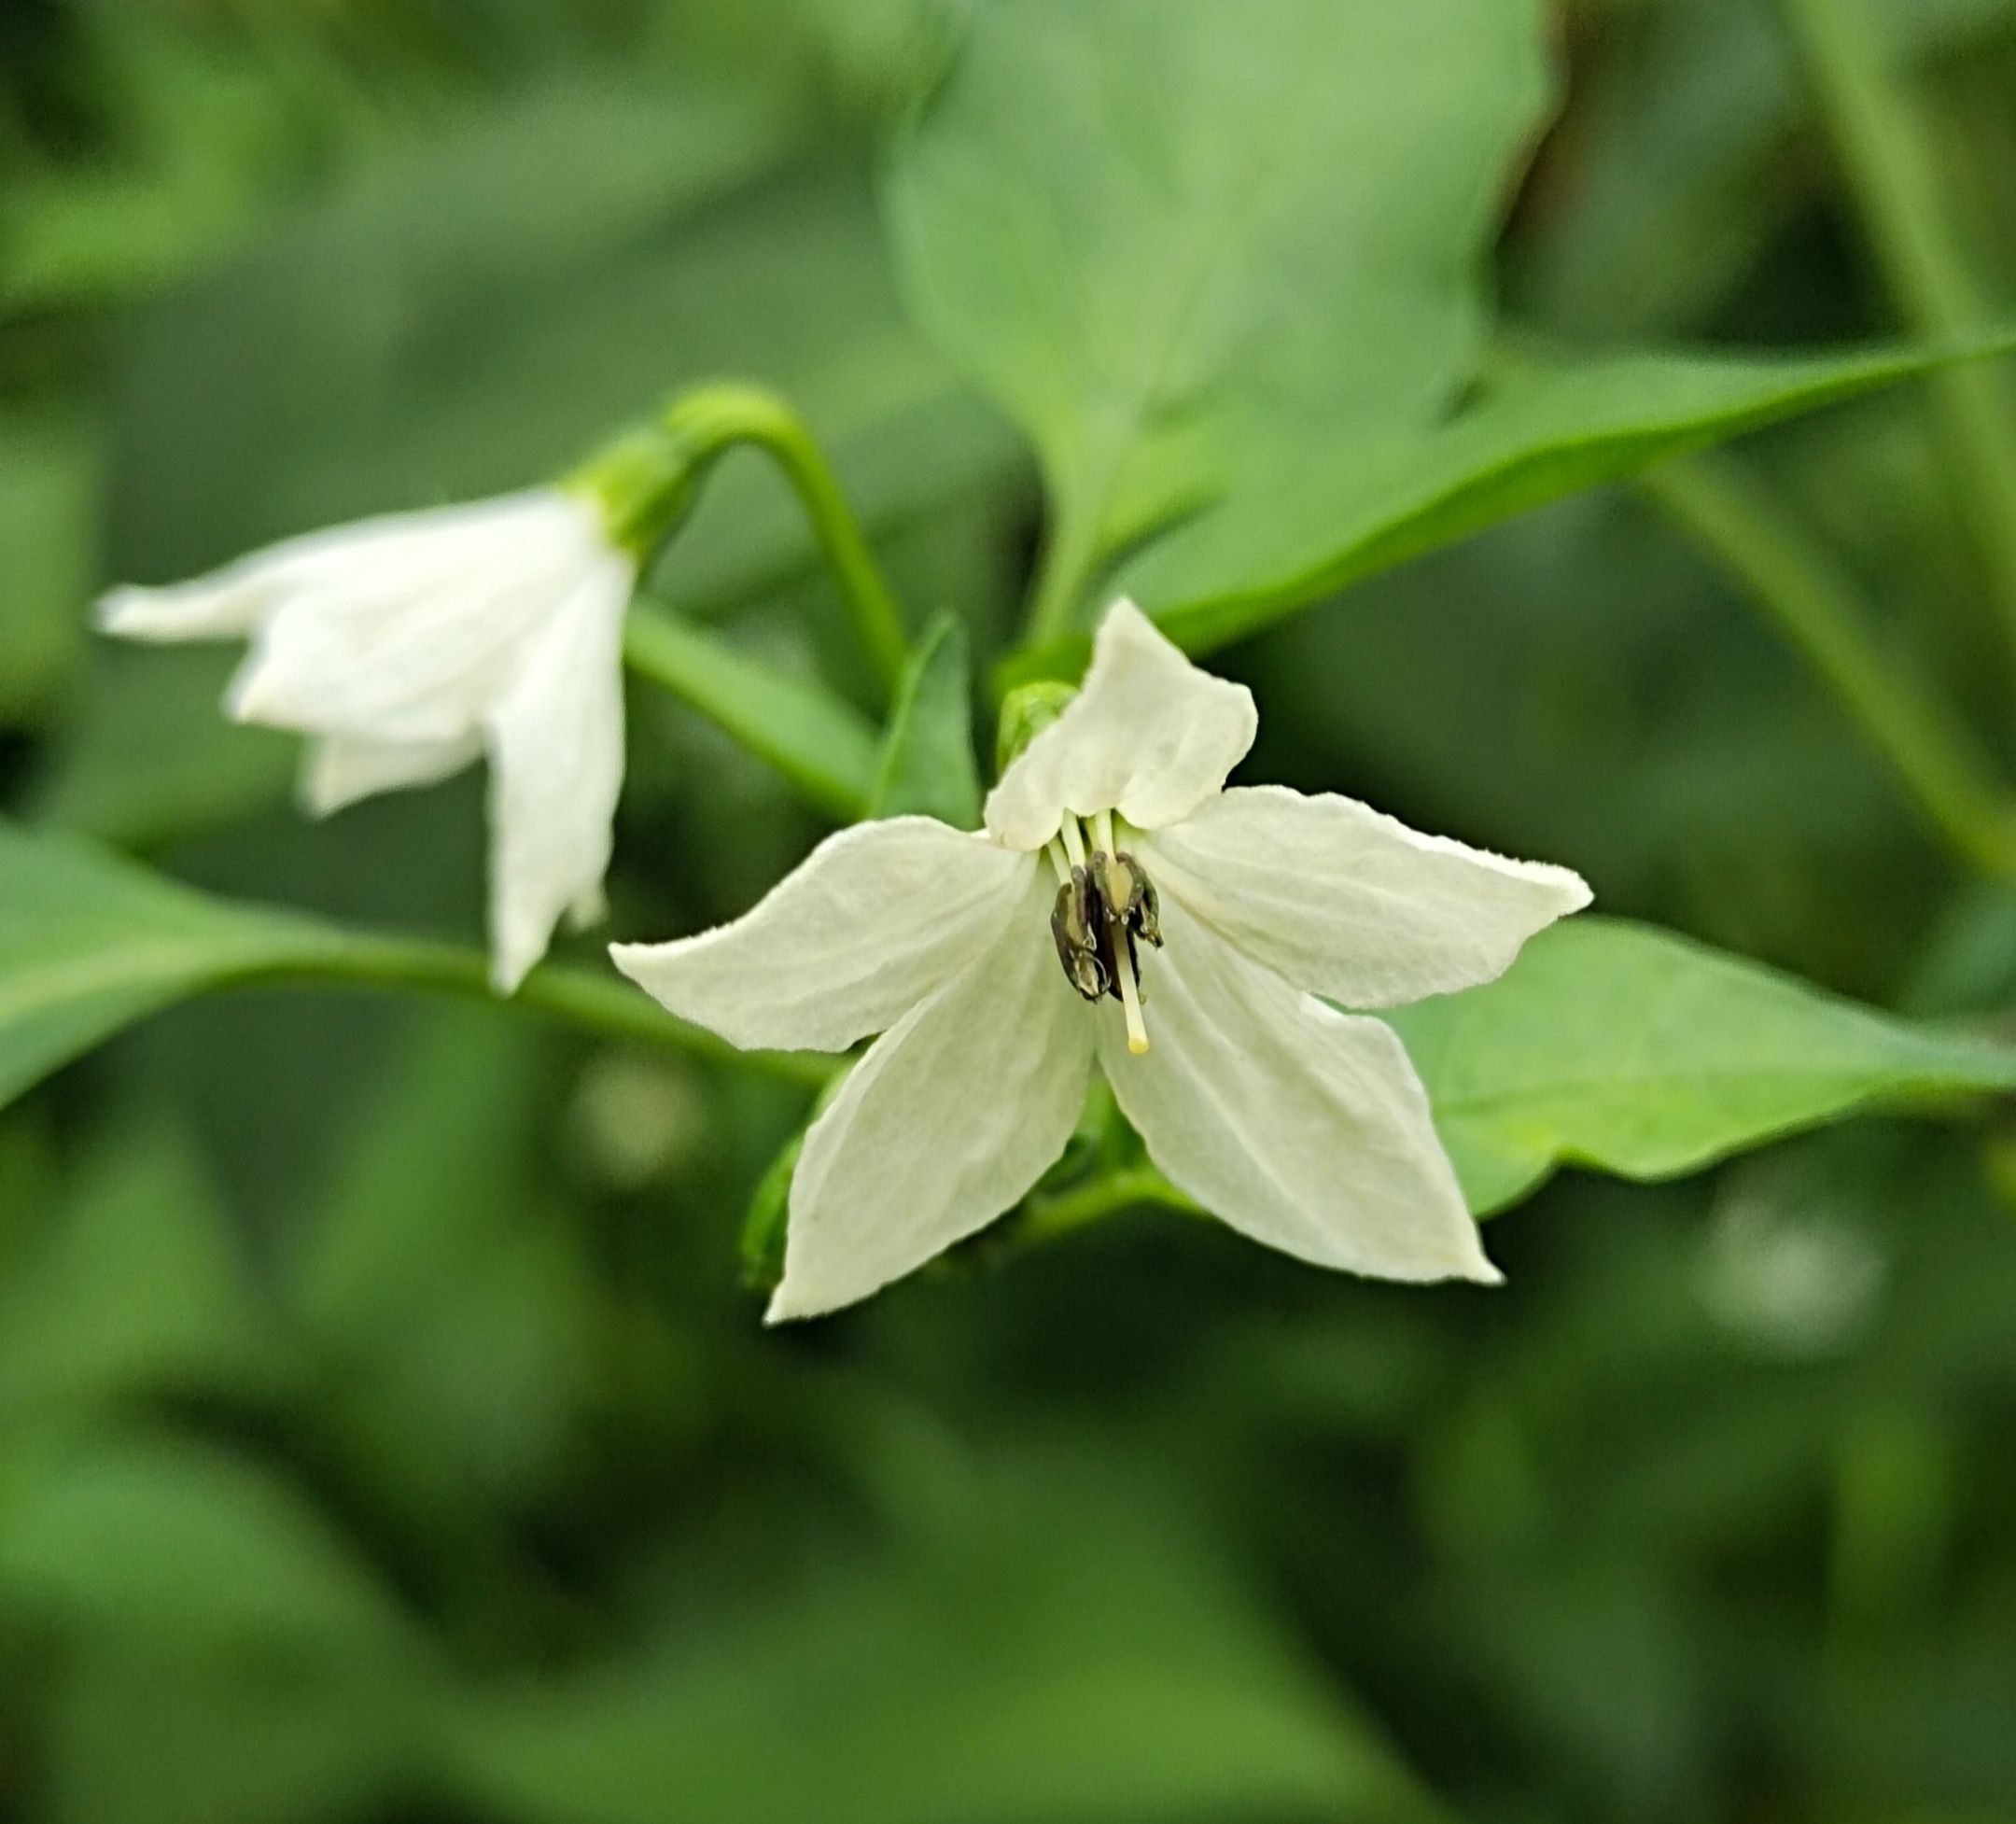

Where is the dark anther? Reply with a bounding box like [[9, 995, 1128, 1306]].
[[1051, 865, 1108, 1002], [1092, 849, 1162, 949]]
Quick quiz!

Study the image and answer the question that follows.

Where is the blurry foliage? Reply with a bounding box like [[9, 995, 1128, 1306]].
[[5, 2, 2016, 1823]]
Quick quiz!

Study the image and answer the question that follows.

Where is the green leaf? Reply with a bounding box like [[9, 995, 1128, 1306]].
[[43, 1645, 425, 1824], [996, 334, 2016, 688], [869, 612, 982, 826], [740, 1126, 806, 1294], [1127, 337, 2016, 657], [0, 1121, 273, 1421], [1387, 918, 2016, 1215], [0, 1438, 415, 1657], [442, 1452, 1445, 1824], [1514, 0, 2016, 338], [886, 0, 1551, 633], [0, 820, 339, 1114], [288, 1009, 597, 1520], [623, 603, 880, 819], [0, 819, 833, 1114], [0, 417, 95, 727]]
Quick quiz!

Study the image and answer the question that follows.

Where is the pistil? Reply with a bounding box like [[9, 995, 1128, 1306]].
[[1114, 938, 1150, 1055]]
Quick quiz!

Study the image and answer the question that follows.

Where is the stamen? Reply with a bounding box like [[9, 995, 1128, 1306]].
[[1058, 816, 1088, 871], [1091, 808, 1118, 858], [1050, 864, 1108, 1002], [1115, 939, 1150, 1055], [1044, 837, 1072, 886]]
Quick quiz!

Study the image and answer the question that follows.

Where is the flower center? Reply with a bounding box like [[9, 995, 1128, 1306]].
[[1045, 810, 1162, 1055]]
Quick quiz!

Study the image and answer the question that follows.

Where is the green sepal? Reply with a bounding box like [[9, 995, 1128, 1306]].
[[564, 428, 697, 560], [994, 680, 1078, 777], [739, 1128, 806, 1296]]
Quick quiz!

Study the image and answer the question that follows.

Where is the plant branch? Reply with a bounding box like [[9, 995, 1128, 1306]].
[[246, 934, 836, 1088], [1779, 0, 2016, 668], [622, 601, 879, 821], [658, 384, 910, 701], [1643, 456, 2016, 881]]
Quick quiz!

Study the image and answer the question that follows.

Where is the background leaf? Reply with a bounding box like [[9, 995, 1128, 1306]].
[[1389, 917, 2016, 1214], [869, 612, 981, 826], [0, 819, 338, 1113], [885, 0, 1551, 624], [1130, 335, 2016, 656], [441, 1452, 1445, 1824]]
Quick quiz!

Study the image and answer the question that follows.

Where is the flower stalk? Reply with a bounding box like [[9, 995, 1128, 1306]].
[[650, 383, 912, 703]]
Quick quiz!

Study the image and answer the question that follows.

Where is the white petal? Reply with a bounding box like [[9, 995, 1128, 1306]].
[[226, 492, 623, 746], [485, 563, 634, 993], [1098, 897, 1497, 1284], [1143, 785, 1590, 1009], [985, 598, 1256, 851], [299, 732, 483, 816], [611, 821, 1032, 1053], [769, 868, 1095, 1321], [94, 491, 583, 647], [95, 577, 279, 642]]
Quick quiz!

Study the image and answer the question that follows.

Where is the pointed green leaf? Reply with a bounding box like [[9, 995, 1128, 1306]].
[[0, 1122, 274, 1418], [893, 0, 2016, 660], [1387, 918, 2016, 1215], [869, 612, 982, 827], [443, 1454, 1445, 1824], [0, 819, 339, 1113], [995, 333, 2016, 688], [0, 1438, 416, 1657], [1128, 337, 2016, 656], [0, 819, 833, 1113], [887, 0, 1550, 628]]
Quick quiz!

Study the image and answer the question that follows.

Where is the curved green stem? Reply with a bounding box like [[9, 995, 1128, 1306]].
[[656, 384, 910, 701], [622, 600, 878, 821], [1779, 0, 2016, 674], [245, 934, 835, 1088], [1643, 456, 2016, 881], [1015, 1166, 1202, 1247]]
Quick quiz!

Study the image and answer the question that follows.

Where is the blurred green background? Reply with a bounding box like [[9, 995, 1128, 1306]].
[[6, 2, 2016, 1820]]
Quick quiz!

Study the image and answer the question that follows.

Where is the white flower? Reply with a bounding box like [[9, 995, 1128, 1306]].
[[96, 489, 636, 991], [613, 599, 1591, 1322]]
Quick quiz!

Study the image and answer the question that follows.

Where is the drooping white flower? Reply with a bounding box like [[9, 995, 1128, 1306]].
[[96, 488, 636, 991], [613, 599, 1591, 1322]]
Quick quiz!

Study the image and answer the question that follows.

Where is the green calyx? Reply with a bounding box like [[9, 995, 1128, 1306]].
[[995, 680, 1078, 775], [566, 428, 699, 560]]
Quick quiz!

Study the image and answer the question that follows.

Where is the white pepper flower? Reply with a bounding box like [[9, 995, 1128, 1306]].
[[614, 599, 1591, 1321], [96, 489, 635, 991]]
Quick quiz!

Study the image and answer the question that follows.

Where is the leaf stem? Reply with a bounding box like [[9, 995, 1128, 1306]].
[[1642, 456, 2016, 881], [1778, 0, 2016, 672], [622, 600, 879, 821], [245, 933, 835, 1088], [1025, 498, 1103, 648], [658, 384, 910, 702]]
